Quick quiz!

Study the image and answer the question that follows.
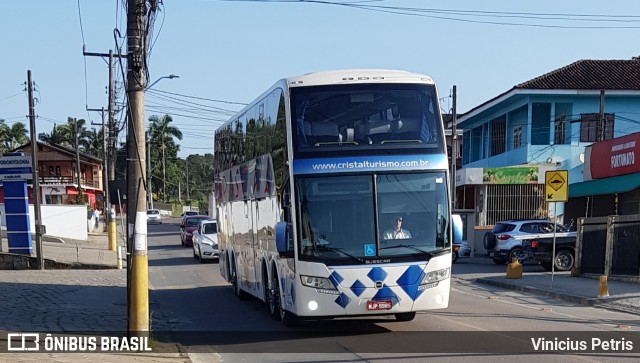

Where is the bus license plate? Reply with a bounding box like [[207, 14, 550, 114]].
[[367, 300, 392, 310]]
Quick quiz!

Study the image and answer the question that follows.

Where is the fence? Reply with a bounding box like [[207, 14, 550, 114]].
[[576, 214, 640, 282]]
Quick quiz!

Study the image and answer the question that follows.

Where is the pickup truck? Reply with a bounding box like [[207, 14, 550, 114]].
[[522, 236, 576, 271]]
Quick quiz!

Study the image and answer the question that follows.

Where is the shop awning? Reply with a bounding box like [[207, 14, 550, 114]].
[[569, 172, 640, 198]]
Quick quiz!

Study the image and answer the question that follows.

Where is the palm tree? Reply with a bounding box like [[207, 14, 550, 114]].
[[38, 123, 70, 145], [65, 117, 91, 152], [7, 122, 29, 149], [86, 128, 104, 158], [148, 114, 183, 202]]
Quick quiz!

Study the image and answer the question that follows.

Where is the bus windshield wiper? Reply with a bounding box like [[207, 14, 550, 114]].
[[379, 244, 435, 259], [322, 247, 364, 264]]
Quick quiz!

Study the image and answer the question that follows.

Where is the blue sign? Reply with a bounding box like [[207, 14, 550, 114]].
[[0, 155, 32, 181], [364, 244, 376, 257]]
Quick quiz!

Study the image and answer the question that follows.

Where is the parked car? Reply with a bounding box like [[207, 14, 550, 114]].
[[180, 215, 209, 247], [181, 211, 199, 217], [192, 219, 219, 262], [146, 209, 162, 224], [452, 240, 471, 263], [522, 236, 576, 271], [483, 219, 576, 265]]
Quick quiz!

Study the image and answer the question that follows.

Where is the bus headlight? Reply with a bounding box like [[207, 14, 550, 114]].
[[420, 268, 449, 285], [300, 275, 337, 290]]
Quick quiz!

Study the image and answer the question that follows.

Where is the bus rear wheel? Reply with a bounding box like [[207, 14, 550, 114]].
[[269, 270, 282, 321], [395, 312, 416, 322], [232, 259, 247, 300]]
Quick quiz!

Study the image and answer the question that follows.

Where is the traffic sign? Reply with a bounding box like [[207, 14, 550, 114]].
[[545, 170, 568, 202]]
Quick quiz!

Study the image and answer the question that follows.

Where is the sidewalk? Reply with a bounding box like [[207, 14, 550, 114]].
[[455, 257, 640, 316]]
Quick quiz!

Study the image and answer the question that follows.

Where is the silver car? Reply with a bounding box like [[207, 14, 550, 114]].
[[483, 219, 575, 265], [192, 219, 219, 262], [146, 209, 162, 224]]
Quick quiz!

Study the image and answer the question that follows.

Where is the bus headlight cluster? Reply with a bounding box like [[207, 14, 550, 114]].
[[300, 275, 337, 290], [420, 268, 450, 286]]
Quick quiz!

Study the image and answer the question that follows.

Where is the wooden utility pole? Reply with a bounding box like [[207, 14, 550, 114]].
[[127, 0, 149, 337], [27, 70, 44, 270]]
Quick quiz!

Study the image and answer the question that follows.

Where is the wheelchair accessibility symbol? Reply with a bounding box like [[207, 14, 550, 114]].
[[364, 244, 375, 256]]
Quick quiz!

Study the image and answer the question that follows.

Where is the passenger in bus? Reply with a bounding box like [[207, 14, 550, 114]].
[[383, 216, 412, 239]]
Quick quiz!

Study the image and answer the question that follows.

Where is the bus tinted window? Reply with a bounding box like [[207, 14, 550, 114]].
[[291, 84, 443, 156]]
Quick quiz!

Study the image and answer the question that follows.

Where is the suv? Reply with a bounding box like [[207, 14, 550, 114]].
[[483, 219, 575, 265]]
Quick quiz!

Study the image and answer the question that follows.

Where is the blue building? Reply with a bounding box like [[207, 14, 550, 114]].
[[454, 59, 640, 251]]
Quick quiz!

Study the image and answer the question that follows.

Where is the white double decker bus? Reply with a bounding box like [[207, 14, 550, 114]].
[[214, 69, 462, 326]]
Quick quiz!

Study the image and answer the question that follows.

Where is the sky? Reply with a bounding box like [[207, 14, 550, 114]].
[[2, 0, 640, 158]]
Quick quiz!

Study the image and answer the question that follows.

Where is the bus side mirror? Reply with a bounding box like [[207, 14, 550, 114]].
[[452, 214, 463, 245], [275, 221, 293, 258]]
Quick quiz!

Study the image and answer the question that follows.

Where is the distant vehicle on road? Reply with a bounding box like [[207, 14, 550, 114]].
[[146, 209, 162, 224], [483, 219, 576, 265], [180, 215, 209, 247], [182, 211, 199, 217], [192, 219, 219, 262], [452, 240, 471, 263]]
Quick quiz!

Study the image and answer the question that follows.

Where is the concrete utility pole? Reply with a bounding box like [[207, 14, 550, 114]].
[[74, 118, 83, 202], [146, 132, 153, 209], [127, 0, 149, 337], [451, 85, 457, 211], [82, 49, 125, 182], [27, 70, 44, 270], [185, 159, 190, 201], [599, 89, 606, 142], [83, 49, 122, 250]]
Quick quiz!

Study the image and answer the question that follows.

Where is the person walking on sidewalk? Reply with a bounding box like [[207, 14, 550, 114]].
[[94, 207, 101, 231]]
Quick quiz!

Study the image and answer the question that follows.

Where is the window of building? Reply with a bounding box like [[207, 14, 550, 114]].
[[490, 116, 506, 156], [512, 126, 523, 149], [555, 103, 572, 144], [554, 115, 567, 144], [579, 113, 614, 142], [532, 103, 551, 145]]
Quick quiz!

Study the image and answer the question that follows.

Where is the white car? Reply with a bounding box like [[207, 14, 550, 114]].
[[192, 219, 219, 262], [146, 209, 162, 224]]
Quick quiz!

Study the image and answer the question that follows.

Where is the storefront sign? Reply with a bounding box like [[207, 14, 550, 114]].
[[0, 154, 32, 181], [482, 167, 539, 184], [585, 132, 640, 180]]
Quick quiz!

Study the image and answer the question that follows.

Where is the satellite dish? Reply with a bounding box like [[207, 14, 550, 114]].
[[579, 153, 585, 163]]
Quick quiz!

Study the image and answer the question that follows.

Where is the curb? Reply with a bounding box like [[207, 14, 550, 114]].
[[475, 277, 597, 306]]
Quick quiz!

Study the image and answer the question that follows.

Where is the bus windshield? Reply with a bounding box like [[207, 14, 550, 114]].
[[291, 84, 443, 156], [295, 172, 449, 265]]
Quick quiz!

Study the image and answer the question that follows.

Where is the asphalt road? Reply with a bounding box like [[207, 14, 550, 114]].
[[146, 218, 640, 362]]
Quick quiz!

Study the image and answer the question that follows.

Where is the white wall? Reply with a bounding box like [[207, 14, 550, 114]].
[[0, 204, 88, 241]]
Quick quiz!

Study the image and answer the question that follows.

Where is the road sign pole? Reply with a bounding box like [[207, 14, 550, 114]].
[[551, 202, 557, 287]]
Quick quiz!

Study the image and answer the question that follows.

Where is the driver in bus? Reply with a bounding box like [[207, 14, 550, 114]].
[[383, 216, 412, 240]]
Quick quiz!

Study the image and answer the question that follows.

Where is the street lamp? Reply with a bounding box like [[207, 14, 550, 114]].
[[146, 74, 179, 91]]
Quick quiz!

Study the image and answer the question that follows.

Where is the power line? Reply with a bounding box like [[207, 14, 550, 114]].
[[229, 0, 640, 29]]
